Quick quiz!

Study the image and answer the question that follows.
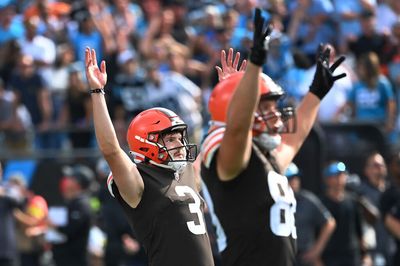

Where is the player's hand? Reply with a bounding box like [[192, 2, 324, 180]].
[[215, 48, 247, 81], [85, 47, 107, 89], [309, 43, 346, 100], [249, 7, 272, 66]]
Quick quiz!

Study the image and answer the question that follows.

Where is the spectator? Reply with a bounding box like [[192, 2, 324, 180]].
[[338, 52, 396, 137], [48, 43, 76, 124], [165, 41, 208, 89], [0, 39, 21, 87], [332, 0, 377, 53], [18, 15, 57, 86], [111, 49, 147, 118], [0, 77, 32, 151], [347, 9, 393, 68], [0, 4, 24, 45], [109, 0, 142, 41], [164, 0, 193, 45], [263, 28, 294, 85], [381, 151, 400, 266], [48, 164, 95, 266], [135, 0, 163, 38], [58, 62, 93, 149], [229, 0, 260, 50], [287, 0, 335, 63], [354, 151, 396, 265], [387, 20, 400, 147], [138, 8, 177, 60], [11, 174, 49, 266], [137, 59, 203, 144], [46, 43, 77, 149], [9, 54, 53, 150], [376, 0, 400, 35], [280, 49, 313, 107], [23, 0, 71, 42], [286, 163, 336, 266], [67, 10, 105, 64], [320, 161, 371, 266], [0, 162, 24, 266]]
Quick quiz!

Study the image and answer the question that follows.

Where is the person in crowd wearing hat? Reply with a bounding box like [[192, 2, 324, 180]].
[[286, 163, 336, 266], [319, 161, 373, 266], [47, 164, 95, 266]]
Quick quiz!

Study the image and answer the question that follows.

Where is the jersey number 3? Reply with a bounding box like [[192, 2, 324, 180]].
[[268, 171, 297, 238], [175, 186, 207, 235]]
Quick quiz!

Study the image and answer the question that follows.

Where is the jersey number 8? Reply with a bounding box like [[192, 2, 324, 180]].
[[268, 171, 297, 238]]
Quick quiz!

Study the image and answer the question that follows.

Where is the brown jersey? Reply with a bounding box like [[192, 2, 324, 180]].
[[201, 127, 297, 266], [108, 163, 214, 266]]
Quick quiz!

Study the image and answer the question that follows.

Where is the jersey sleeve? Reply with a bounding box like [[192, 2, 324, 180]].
[[200, 127, 225, 169]]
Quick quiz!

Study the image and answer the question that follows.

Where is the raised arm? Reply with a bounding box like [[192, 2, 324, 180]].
[[276, 45, 346, 170], [85, 47, 143, 208], [217, 8, 271, 181]]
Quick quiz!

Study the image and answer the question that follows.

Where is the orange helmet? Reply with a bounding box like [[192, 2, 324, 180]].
[[127, 107, 197, 167], [208, 72, 296, 136], [208, 72, 285, 124]]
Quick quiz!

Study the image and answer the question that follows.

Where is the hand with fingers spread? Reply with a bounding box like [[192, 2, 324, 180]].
[[85, 47, 107, 90], [309, 44, 347, 100], [215, 48, 247, 82], [249, 7, 273, 66]]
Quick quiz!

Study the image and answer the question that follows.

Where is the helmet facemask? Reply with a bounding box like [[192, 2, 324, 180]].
[[208, 72, 297, 151], [252, 99, 297, 152], [151, 126, 197, 173]]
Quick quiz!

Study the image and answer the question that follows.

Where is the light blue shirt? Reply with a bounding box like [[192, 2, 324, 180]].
[[348, 75, 394, 121]]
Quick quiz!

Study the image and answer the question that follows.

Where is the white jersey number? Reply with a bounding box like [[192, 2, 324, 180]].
[[175, 185, 207, 235], [268, 171, 297, 238]]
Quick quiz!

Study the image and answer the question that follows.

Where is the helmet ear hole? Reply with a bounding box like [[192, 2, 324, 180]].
[[140, 147, 149, 152]]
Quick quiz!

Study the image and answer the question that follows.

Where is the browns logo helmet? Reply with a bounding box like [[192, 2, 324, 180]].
[[127, 107, 197, 172]]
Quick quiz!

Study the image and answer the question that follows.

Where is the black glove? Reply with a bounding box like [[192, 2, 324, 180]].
[[309, 44, 347, 100], [249, 8, 272, 66]]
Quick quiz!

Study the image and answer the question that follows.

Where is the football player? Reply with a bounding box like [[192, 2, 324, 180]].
[[200, 7, 346, 266], [85, 47, 214, 266]]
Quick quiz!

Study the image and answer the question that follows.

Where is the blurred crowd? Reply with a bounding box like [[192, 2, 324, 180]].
[[0, 158, 149, 266], [2, 151, 400, 266], [1, 0, 400, 266], [0, 0, 400, 152], [285, 151, 400, 266]]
